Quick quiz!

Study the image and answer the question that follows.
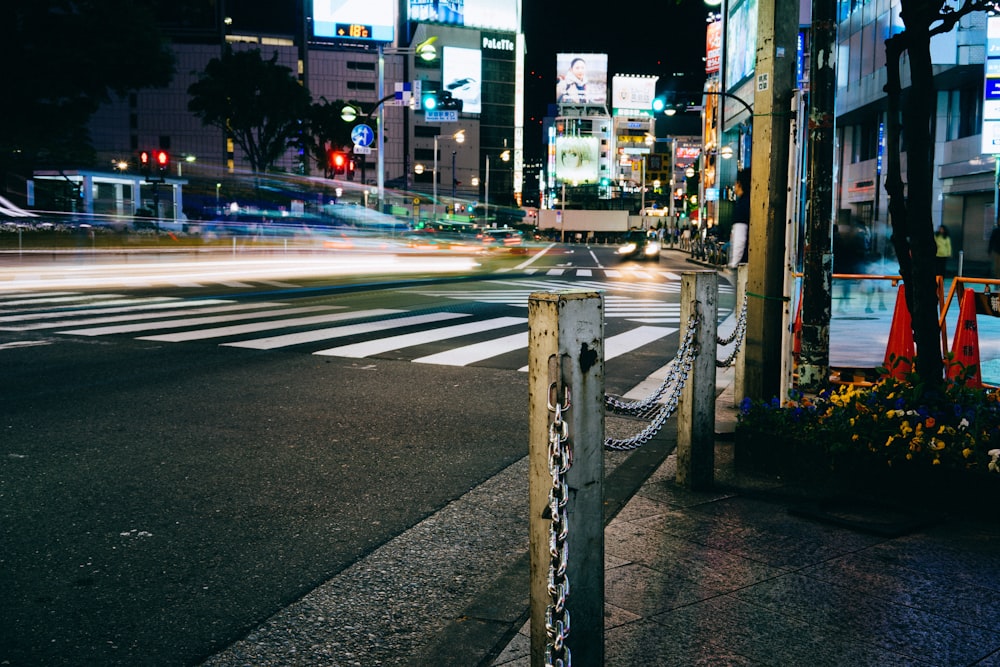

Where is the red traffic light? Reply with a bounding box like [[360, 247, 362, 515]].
[[329, 150, 348, 175], [153, 150, 169, 171]]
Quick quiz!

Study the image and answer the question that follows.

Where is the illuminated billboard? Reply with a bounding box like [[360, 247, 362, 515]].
[[554, 136, 600, 184], [312, 0, 395, 42], [983, 15, 1000, 154], [407, 0, 518, 31], [611, 75, 658, 114], [556, 53, 607, 105], [442, 46, 482, 114], [725, 0, 757, 89]]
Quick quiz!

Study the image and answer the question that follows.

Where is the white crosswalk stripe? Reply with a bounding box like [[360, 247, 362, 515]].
[[58, 306, 337, 336], [0, 271, 704, 368], [315, 316, 527, 359], [224, 312, 469, 351]]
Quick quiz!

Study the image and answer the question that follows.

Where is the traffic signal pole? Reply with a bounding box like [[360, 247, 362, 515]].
[[745, 0, 800, 402]]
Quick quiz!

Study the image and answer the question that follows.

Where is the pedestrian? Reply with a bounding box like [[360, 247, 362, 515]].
[[989, 226, 1000, 278], [727, 169, 750, 268], [934, 224, 952, 277]]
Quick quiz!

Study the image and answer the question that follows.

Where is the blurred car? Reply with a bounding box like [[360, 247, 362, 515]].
[[478, 227, 524, 247], [617, 230, 660, 261]]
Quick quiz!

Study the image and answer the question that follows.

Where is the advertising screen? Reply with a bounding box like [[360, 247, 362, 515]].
[[442, 46, 482, 114], [725, 0, 757, 89], [312, 0, 395, 42], [556, 53, 607, 105], [554, 136, 600, 184], [611, 76, 658, 113], [407, 0, 518, 31]]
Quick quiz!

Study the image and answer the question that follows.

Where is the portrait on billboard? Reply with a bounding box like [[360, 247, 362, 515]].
[[555, 53, 607, 105], [555, 136, 600, 184], [442, 46, 482, 114]]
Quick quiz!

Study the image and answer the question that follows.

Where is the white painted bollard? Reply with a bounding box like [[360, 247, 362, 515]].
[[677, 271, 718, 490], [528, 290, 604, 667]]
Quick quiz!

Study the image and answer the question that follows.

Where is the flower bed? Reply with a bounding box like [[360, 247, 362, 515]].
[[735, 367, 1000, 512]]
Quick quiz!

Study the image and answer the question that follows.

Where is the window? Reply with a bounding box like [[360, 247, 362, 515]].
[[946, 84, 982, 141], [347, 61, 375, 71], [347, 81, 376, 91]]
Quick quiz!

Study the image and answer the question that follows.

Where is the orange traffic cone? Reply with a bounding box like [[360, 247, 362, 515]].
[[883, 284, 914, 380], [947, 288, 982, 387]]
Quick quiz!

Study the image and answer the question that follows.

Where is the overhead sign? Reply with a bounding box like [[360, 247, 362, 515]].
[[426, 110, 458, 122], [983, 15, 1000, 154], [351, 124, 375, 147]]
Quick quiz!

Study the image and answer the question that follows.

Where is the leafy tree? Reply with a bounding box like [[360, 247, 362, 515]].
[[187, 46, 312, 174], [305, 98, 357, 178], [0, 0, 174, 184], [883, 0, 993, 384]]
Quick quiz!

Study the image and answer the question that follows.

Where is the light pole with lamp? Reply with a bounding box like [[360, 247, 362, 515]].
[[340, 39, 437, 211], [433, 129, 465, 220]]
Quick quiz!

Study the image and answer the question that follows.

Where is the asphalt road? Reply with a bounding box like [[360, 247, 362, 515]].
[[0, 243, 727, 665]]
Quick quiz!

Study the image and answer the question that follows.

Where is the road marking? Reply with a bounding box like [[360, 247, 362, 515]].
[[226, 312, 469, 350], [0, 293, 125, 307], [139, 309, 402, 342], [413, 331, 528, 366], [315, 316, 527, 358], [57, 306, 336, 336], [0, 299, 234, 326], [516, 325, 677, 372], [2, 302, 279, 331]]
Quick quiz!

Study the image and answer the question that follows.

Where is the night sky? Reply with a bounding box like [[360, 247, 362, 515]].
[[222, 0, 711, 160]]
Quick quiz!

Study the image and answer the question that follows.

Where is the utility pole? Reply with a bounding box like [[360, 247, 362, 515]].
[[798, 0, 839, 390], [745, 0, 800, 401]]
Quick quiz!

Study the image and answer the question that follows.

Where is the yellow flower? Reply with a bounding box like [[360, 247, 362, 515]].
[[930, 438, 946, 451], [933, 458, 942, 465], [963, 448, 973, 459]]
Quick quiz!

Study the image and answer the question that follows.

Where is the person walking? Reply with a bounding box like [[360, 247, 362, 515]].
[[934, 224, 952, 277], [989, 226, 1000, 278], [727, 169, 750, 268]]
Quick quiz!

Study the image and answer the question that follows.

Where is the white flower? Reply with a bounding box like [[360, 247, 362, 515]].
[[989, 449, 1000, 474]]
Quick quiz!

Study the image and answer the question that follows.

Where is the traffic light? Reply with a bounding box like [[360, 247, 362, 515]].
[[153, 150, 169, 177], [421, 90, 463, 113], [138, 150, 151, 176], [329, 150, 348, 175]]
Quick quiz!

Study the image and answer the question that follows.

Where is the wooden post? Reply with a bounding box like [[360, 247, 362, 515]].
[[677, 271, 718, 490], [745, 0, 800, 401], [528, 291, 604, 666]]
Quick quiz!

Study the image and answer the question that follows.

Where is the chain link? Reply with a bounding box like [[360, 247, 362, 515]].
[[605, 312, 699, 416], [603, 311, 701, 451], [545, 383, 572, 667], [716, 293, 748, 368]]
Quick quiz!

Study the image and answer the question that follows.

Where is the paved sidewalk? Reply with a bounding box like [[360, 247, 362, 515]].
[[491, 367, 1000, 666]]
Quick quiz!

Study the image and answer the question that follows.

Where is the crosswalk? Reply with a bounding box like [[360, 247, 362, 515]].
[[0, 277, 732, 370]]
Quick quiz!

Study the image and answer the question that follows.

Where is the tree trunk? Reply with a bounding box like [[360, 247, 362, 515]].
[[882, 3, 945, 385]]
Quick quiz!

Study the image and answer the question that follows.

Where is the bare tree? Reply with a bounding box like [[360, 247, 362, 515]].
[[883, 0, 995, 383]]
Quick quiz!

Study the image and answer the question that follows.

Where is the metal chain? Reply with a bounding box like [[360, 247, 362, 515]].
[[717, 293, 748, 345], [716, 294, 748, 368], [545, 383, 571, 667], [605, 312, 700, 416], [604, 338, 697, 450]]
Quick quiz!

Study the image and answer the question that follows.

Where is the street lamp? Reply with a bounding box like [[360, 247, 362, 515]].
[[433, 129, 465, 219], [484, 149, 510, 226]]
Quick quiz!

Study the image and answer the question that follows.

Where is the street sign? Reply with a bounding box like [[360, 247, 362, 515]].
[[425, 110, 458, 122], [353, 145, 372, 155], [351, 124, 375, 147]]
